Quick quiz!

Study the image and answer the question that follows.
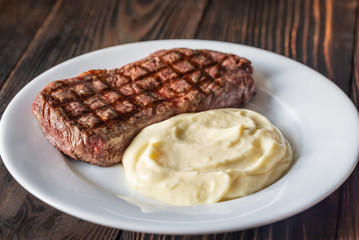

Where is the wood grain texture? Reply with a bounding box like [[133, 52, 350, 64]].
[[352, 1, 359, 110], [115, 0, 208, 42], [0, 0, 358, 239], [0, 0, 56, 89], [338, 3, 359, 239]]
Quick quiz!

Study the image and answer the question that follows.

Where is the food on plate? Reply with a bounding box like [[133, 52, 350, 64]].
[[123, 108, 293, 205], [32, 48, 255, 166]]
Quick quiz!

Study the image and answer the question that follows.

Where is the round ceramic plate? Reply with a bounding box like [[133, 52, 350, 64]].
[[1, 40, 358, 234]]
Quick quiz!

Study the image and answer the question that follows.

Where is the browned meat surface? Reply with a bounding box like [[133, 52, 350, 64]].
[[32, 48, 255, 166]]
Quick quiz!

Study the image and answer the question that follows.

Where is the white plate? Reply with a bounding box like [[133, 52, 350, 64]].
[[1, 40, 359, 234]]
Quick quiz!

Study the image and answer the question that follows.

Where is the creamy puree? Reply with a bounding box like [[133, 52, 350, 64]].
[[122, 108, 293, 205]]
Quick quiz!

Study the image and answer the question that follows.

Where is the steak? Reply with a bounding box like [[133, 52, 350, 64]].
[[32, 48, 255, 166]]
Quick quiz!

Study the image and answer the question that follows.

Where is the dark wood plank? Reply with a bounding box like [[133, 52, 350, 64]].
[[0, 0, 57, 89], [337, 3, 359, 239], [116, 0, 208, 42], [351, 2, 359, 110], [337, 168, 359, 239], [0, 192, 119, 239]]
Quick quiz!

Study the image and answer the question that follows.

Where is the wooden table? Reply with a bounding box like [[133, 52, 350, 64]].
[[0, 0, 358, 239]]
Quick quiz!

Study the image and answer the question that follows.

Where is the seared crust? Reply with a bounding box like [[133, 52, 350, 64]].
[[32, 48, 255, 166]]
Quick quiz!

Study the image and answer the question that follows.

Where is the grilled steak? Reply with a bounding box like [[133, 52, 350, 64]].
[[32, 48, 255, 166]]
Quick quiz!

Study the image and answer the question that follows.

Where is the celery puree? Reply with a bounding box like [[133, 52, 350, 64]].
[[122, 108, 293, 205]]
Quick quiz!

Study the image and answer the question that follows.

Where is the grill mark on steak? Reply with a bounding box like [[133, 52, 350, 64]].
[[32, 48, 255, 166], [157, 50, 218, 103], [83, 72, 143, 125], [186, 51, 222, 97]]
